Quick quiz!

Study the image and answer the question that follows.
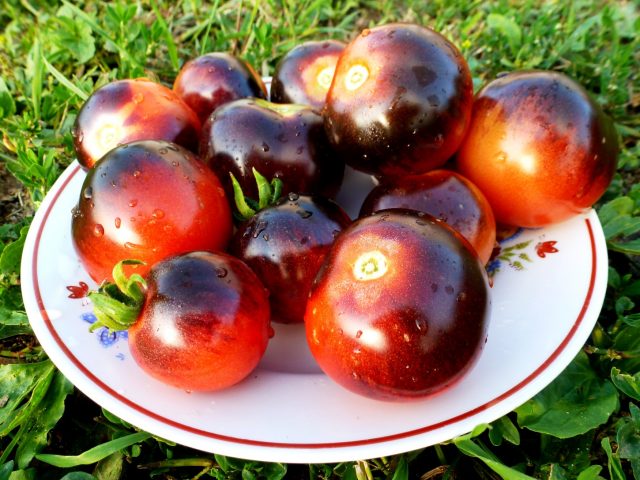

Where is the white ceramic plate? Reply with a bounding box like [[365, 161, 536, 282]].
[[22, 160, 607, 464]]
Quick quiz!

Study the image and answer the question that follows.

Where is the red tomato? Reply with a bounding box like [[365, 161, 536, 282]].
[[305, 209, 490, 401], [359, 170, 496, 265], [457, 71, 618, 227], [72, 140, 232, 283], [73, 79, 201, 169], [128, 252, 271, 391]]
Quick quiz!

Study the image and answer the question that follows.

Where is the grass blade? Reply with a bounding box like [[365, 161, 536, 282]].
[[149, 0, 180, 71], [42, 57, 89, 101], [35, 431, 152, 468]]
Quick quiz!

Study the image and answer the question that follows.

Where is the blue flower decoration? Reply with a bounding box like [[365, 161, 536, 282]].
[[81, 312, 128, 348]]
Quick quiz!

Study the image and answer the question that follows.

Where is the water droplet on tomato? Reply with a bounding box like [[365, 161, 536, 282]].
[[296, 210, 312, 219], [355, 330, 363, 339], [129, 199, 138, 207], [415, 318, 427, 331], [83, 187, 93, 199], [216, 267, 228, 278], [288, 192, 299, 201], [159, 147, 168, 155], [114, 217, 121, 228], [261, 142, 270, 152], [132, 170, 141, 178], [132, 93, 144, 104], [93, 224, 104, 237], [152, 209, 165, 219]]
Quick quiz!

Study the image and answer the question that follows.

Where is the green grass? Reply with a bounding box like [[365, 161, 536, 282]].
[[1, 0, 639, 479]]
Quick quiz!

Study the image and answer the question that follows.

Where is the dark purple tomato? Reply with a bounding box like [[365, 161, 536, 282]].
[[359, 170, 496, 264], [271, 40, 345, 110], [305, 209, 490, 401], [73, 79, 201, 169], [72, 141, 232, 283], [230, 193, 351, 324], [200, 98, 345, 201], [457, 70, 618, 227], [324, 23, 473, 178], [128, 251, 271, 391], [173, 53, 267, 124]]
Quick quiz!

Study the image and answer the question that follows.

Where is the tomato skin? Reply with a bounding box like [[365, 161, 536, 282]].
[[129, 251, 271, 391], [359, 170, 496, 265], [71, 140, 232, 283], [230, 194, 351, 324], [73, 79, 201, 169], [173, 53, 267, 124], [457, 71, 618, 227], [324, 23, 473, 178], [271, 40, 345, 110], [200, 98, 344, 201], [305, 209, 490, 401]]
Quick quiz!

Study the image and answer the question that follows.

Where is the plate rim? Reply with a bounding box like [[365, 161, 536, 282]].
[[21, 160, 608, 462]]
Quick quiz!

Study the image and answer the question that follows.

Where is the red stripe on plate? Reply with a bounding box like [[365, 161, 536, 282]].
[[31, 165, 597, 449]]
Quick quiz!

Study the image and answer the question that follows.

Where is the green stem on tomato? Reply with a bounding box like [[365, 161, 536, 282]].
[[230, 168, 284, 222], [87, 260, 146, 332]]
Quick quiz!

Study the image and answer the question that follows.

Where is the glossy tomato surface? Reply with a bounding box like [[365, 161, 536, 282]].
[[359, 170, 496, 264], [173, 53, 267, 124], [230, 193, 351, 324], [457, 71, 618, 227], [72, 140, 232, 283], [129, 251, 271, 391], [200, 98, 344, 201], [324, 23, 473, 178], [270, 40, 345, 110], [73, 79, 201, 169], [305, 209, 490, 401]]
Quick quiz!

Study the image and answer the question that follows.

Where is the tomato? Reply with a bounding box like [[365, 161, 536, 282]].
[[305, 209, 490, 401], [324, 23, 473, 178], [270, 40, 345, 110], [200, 98, 344, 202], [359, 170, 496, 264], [230, 193, 351, 324], [71, 140, 232, 283], [73, 79, 201, 169], [456, 71, 619, 227], [173, 52, 267, 124], [89, 253, 271, 391]]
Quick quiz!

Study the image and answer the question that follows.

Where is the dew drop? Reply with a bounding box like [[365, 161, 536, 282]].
[[132, 93, 144, 104], [216, 267, 228, 278], [83, 186, 93, 200], [159, 147, 168, 155], [114, 217, 121, 228], [93, 224, 104, 237], [152, 209, 165, 219], [132, 170, 141, 178], [128, 199, 138, 207], [288, 192, 299, 201], [355, 330, 363, 339], [296, 210, 313, 219], [261, 142, 270, 152]]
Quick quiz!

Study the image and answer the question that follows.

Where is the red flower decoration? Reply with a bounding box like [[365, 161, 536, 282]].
[[536, 240, 558, 258], [66, 281, 89, 299]]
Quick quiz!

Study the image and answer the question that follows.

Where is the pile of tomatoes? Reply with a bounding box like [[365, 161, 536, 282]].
[[70, 23, 618, 401]]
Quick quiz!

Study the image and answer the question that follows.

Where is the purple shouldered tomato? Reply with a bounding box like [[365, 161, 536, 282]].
[[305, 209, 490, 401], [73, 79, 201, 169]]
